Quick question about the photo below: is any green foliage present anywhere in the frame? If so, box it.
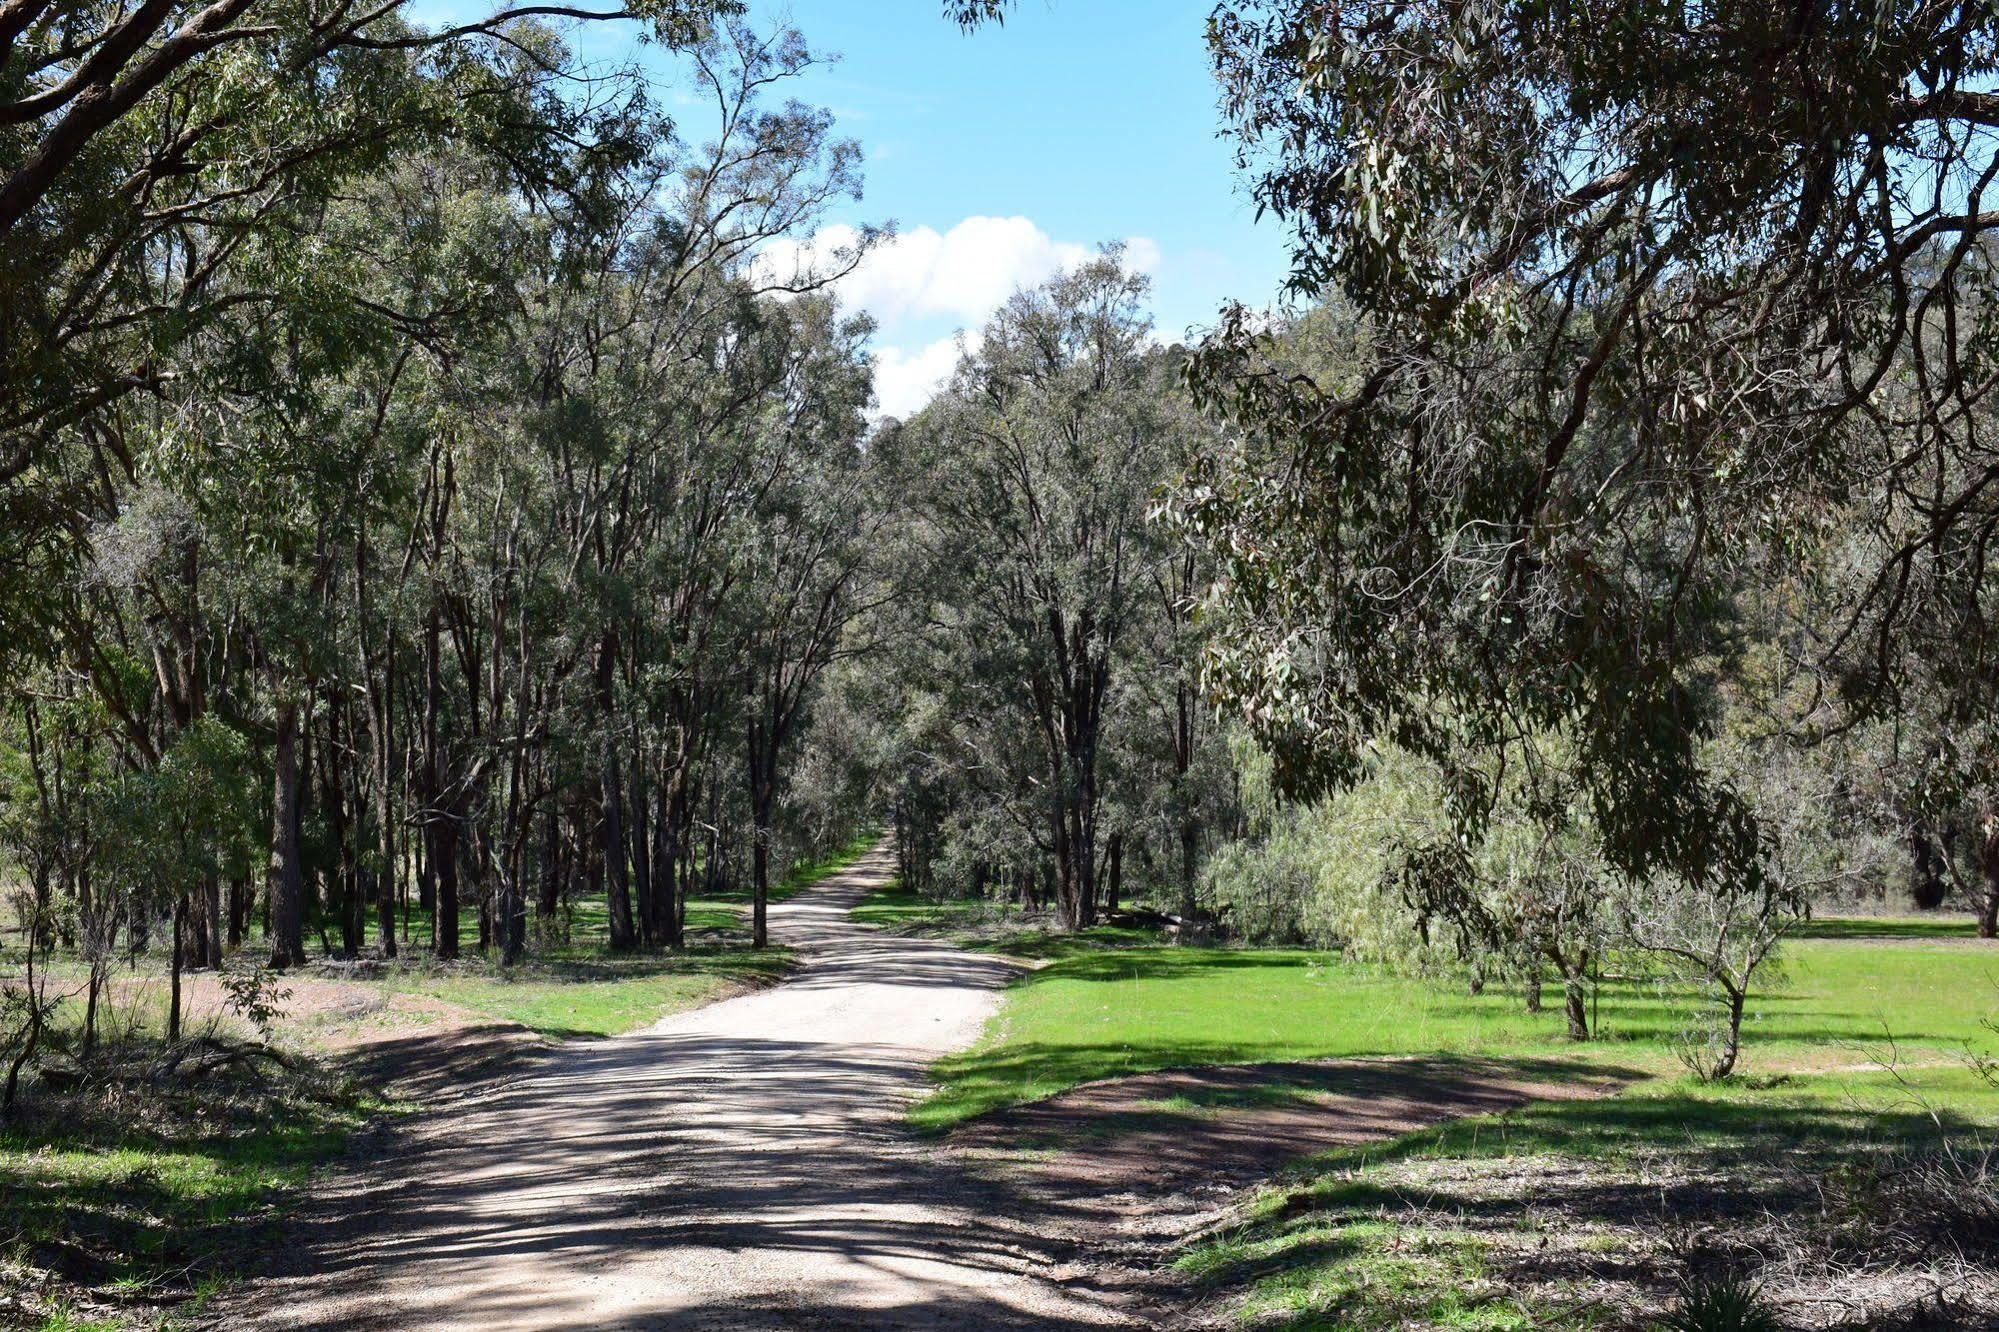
[1179,3,1999,931]
[877,250,1231,928]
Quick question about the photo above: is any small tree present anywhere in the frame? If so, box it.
[1624,871,1807,1083]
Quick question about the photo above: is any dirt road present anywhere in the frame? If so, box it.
[240,847,1135,1331]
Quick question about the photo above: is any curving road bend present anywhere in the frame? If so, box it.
[238,846,1135,1331]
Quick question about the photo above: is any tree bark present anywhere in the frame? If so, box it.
[629,753,652,947]
[432,808,460,960]
[168,892,185,1044]
[203,873,223,966]
[599,635,637,951]
[1978,810,1999,939]
[267,696,306,969]
[1563,974,1589,1041]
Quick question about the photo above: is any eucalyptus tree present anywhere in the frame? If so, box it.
[890,255,1184,928]
[0,0,731,664]
[1165,2,1999,903]
[734,298,880,947]
[0,7,882,993]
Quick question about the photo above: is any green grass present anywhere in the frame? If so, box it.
[1794,912,1979,940]
[381,947,794,1038]
[1171,1063,1999,1329]
[1179,1217,1533,1331]
[850,882,971,928]
[912,935,1999,1132]
[913,911,1999,1325]
[0,1073,373,1324]
[849,880,1167,962]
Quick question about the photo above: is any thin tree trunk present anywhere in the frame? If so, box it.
[203,873,223,966]
[267,697,306,969]
[1978,810,1999,939]
[433,809,460,960]
[168,893,185,1044]
[629,753,652,947]
[1563,973,1589,1041]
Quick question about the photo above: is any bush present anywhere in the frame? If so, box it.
[1654,1273,1781,1332]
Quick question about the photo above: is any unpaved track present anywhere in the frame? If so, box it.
[240,847,1136,1331]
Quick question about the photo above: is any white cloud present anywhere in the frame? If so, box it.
[872,331,980,421]
[760,216,1161,417]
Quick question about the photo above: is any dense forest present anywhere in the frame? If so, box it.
[4,0,1999,1328]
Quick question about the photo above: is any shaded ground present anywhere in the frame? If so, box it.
[947,1056,1625,1324]
[104,970,554,1103]
[954,1055,1620,1194]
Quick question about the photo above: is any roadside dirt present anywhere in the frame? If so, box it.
[949,1056,1623,1321]
[109,970,552,1104]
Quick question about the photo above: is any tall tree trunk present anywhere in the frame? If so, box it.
[203,873,223,966]
[629,753,652,947]
[168,892,185,1043]
[539,804,562,923]
[360,537,399,959]
[227,874,247,949]
[748,725,775,950]
[1978,809,1999,939]
[598,634,637,950]
[432,809,460,960]
[653,773,682,949]
[602,752,635,950]
[1178,819,1199,924]
[267,697,306,968]
[326,709,363,956]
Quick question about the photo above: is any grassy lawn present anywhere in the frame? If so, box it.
[913,920,1999,1130]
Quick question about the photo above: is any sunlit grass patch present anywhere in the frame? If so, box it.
[382,946,793,1038]
[913,936,1999,1132]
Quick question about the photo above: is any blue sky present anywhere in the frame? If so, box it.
[550,2,1291,413]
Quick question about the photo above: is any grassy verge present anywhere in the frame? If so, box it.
[913,923,1999,1130]
[379,947,793,1039]
[0,1051,374,1331]
[1177,1074,1999,1328]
